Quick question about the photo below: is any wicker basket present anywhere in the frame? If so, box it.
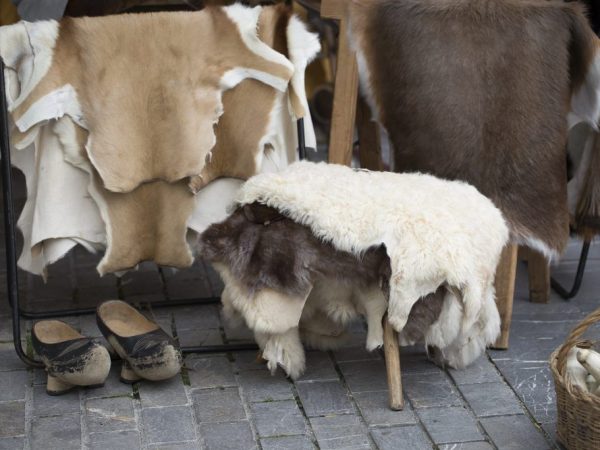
[550,308,600,449]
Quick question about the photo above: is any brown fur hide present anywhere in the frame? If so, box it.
[349,0,597,257]
[199,203,391,298]
[12,6,293,193]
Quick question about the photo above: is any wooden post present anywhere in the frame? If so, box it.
[383,316,404,411]
[321,0,359,165]
[492,244,518,349]
[356,97,383,170]
[527,249,550,303]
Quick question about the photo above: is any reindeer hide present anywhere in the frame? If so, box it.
[349,0,598,259]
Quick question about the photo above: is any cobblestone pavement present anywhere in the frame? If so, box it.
[1,177,599,449]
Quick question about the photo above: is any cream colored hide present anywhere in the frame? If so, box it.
[0,5,319,276]
[217,162,508,379]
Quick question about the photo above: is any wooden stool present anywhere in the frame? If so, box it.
[320,0,517,409]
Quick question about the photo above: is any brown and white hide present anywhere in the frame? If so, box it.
[1,5,294,194]
[198,203,391,378]
[54,118,197,274]
[348,0,597,259]
[198,165,506,378]
[188,4,319,192]
[0,5,318,275]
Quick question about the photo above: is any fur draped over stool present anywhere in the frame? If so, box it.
[348,0,600,257]
[197,161,510,379]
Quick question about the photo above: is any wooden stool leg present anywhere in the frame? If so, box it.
[527,249,550,303]
[383,316,404,411]
[492,244,518,350]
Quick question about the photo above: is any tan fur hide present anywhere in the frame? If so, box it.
[0,5,318,275]
[189,4,307,191]
[9,5,294,193]
[349,0,597,258]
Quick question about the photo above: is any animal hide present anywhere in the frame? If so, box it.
[0,5,319,276]
[188,5,319,192]
[199,161,509,378]
[1,5,295,193]
[236,161,509,334]
[348,0,598,259]
[10,122,105,274]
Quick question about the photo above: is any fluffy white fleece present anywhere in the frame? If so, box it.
[237,161,509,331]
[219,268,387,379]
[227,161,509,377]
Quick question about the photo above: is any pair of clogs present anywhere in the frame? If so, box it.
[32,300,182,395]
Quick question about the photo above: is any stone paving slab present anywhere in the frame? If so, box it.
[89,430,141,450]
[192,387,247,424]
[198,421,255,450]
[309,414,371,450]
[250,400,307,437]
[185,355,236,390]
[480,415,551,450]
[260,434,316,450]
[30,414,81,449]
[85,397,136,433]
[370,425,431,450]
[1,237,598,448]
[295,380,354,417]
[416,406,483,444]
[458,381,525,417]
[141,405,197,444]
[353,390,417,427]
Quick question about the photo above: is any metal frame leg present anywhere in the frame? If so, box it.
[1,54,307,366]
[550,239,591,301]
[0,59,40,367]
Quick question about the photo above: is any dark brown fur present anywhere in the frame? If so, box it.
[199,203,391,298]
[399,287,445,344]
[353,0,597,254]
[200,203,455,347]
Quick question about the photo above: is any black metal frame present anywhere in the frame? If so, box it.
[0,59,307,367]
[551,238,591,301]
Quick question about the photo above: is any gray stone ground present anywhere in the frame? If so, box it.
[1,173,599,449]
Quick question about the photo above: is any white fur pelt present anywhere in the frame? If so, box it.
[219,268,387,379]
[231,161,509,376]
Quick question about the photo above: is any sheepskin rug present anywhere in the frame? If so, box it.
[202,161,510,378]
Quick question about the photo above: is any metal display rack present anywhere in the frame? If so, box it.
[0,58,307,367]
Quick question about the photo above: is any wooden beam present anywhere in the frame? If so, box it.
[320,0,347,19]
[492,244,518,349]
[322,3,359,165]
